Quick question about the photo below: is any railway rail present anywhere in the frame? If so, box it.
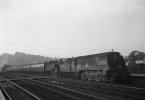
[0,73,105,100]
[0,75,40,100]
[1,72,145,100]
[0,84,12,100]
[31,76,145,100]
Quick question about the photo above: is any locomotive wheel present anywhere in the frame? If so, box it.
[87,75,92,81]
[110,74,117,83]
[100,76,106,82]
[94,75,100,82]
[81,73,87,80]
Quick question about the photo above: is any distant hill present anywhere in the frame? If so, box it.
[0,52,55,71]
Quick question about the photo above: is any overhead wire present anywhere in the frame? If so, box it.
[0,41,98,52]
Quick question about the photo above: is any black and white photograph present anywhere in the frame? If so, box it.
[0,0,145,100]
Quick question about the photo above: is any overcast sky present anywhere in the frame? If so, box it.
[0,0,145,58]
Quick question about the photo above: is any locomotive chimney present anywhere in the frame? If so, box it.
[112,49,114,52]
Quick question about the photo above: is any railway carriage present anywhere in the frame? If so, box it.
[6,63,44,74]
[128,60,145,76]
[6,66,20,72]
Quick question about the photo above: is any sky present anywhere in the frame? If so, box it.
[0,0,145,58]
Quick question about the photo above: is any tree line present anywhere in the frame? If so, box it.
[125,50,145,62]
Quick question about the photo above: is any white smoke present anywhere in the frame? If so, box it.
[0,56,9,70]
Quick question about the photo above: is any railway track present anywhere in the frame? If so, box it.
[0,75,40,100]
[1,73,145,100]
[3,74,145,100]
[0,73,105,100]
[32,76,145,100]
[12,73,145,99]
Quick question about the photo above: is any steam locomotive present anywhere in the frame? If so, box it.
[6,52,130,83]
